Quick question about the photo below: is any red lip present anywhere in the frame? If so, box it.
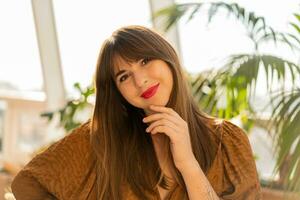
[140,83,160,99]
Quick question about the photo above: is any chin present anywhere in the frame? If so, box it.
[159,97,170,106]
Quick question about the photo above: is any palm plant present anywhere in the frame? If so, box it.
[155,1,300,192]
[270,12,300,192]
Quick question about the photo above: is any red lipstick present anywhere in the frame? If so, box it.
[140,83,160,99]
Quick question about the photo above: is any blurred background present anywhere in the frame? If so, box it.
[0,0,300,199]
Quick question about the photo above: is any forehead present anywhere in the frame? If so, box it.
[113,54,136,73]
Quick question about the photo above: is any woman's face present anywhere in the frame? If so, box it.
[113,56,173,115]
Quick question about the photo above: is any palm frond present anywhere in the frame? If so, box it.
[153,3,203,31]
[189,54,299,131]
[286,12,300,50]
[154,2,284,50]
[223,54,300,94]
[270,89,300,191]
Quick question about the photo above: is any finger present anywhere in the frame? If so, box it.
[150,125,176,138]
[146,118,178,133]
[143,113,179,126]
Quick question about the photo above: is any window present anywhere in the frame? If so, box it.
[52,0,152,97]
[0,0,43,92]
[0,101,6,152]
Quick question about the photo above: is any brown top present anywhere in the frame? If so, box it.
[11,119,261,200]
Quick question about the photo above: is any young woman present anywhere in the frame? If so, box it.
[12,25,261,200]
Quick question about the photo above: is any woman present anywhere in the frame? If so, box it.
[12,25,261,200]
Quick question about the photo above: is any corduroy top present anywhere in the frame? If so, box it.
[11,119,261,200]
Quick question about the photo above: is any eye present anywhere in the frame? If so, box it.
[119,74,129,82]
[141,58,151,65]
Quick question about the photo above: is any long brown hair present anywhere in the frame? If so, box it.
[90,25,217,199]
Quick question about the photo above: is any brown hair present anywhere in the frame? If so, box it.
[90,25,217,199]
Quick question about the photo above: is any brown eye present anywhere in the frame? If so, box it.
[141,58,150,65]
[119,74,129,82]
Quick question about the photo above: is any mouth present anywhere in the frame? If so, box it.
[140,83,160,99]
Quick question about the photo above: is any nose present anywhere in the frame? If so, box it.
[133,71,148,88]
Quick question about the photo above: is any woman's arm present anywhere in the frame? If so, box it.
[144,106,261,199]
[180,160,220,200]
[11,121,93,200]
[11,170,57,200]
[143,105,220,199]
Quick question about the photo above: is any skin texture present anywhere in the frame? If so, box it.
[114,57,173,116]
[114,57,219,199]
[114,57,194,170]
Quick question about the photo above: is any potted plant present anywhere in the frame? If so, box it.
[155,1,300,198]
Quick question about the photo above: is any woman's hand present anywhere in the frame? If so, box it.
[143,105,198,172]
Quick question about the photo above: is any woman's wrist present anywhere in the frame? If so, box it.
[179,159,219,199]
[177,158,201,175]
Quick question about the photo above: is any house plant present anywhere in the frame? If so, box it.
[154,1,300,198]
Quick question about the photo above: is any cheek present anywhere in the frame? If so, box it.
[150,65,166,79]
[118,85,137,102]
[151,61,172,78]
[157,65,173,85]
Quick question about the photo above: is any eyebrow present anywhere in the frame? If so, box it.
[114,70,126,79]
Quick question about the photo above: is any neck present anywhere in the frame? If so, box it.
[151,133,176,182]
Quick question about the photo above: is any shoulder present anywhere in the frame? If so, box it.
[12,120,95,199]
[29,119,93,170]
[216,119,256,172]
[46,120,92,152]
[209,118,255,169]
[55,120,91,144]
[28,120,93,166]
[207,119,262,199]
[208,118,251,149]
